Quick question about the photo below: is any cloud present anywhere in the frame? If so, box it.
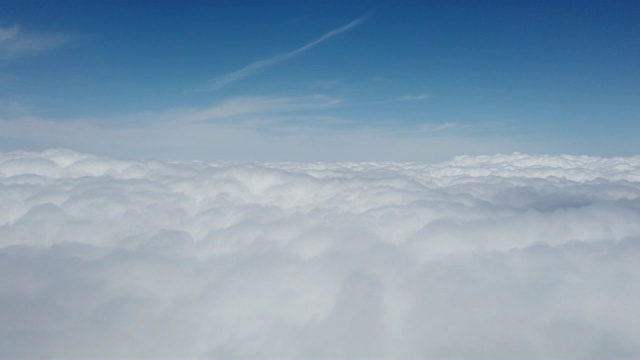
[401,94,431,101]
[205,17,366,90]
[0,93,491,162]
[390,93,432,102]
[371,93,431,105]
[0,25,75,60]
[0,98,34,116]
[1,149,640,358]
[0,26,20,43]
[177,94,343,123]
[0,111,524,162]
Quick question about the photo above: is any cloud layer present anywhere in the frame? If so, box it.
[2,149,640,358]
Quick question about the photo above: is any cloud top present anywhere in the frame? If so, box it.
[1,149,640,358]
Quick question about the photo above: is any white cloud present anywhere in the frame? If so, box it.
[0,98,514,162]
[0,116,518,162]
[0,25,20,43]
[205,17,366,90]
[1,149,640,358]
[0,25,75,60]
[400,94,431,101]
[380,93,431,103]
[178,95,343,123]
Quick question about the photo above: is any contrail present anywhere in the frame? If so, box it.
[206,17,366,91]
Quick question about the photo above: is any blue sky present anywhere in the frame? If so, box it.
[0,0,638,161]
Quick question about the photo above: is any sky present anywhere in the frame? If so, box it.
[0,0,639,161]
[2,2,640,357]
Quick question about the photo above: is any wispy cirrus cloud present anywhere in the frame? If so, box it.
[178,95,343,123]
[204,17,366,91]
[0,26,20,42]
[0,25,76,60]
[397,93,431,101]
[378,93,431,104]
[0,95,514,162]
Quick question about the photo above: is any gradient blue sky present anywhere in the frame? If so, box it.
[0,0,638,161]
